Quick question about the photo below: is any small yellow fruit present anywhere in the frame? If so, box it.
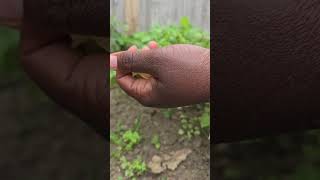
[139,73,152,79]
[133,73,152,79]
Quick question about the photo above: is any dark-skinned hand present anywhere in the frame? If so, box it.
[0,0,108,138]
[111,44,210,108]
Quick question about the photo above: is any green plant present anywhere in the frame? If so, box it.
[178,114,201,139]
[151,134,161,150]
[110,130,141,152]
[199,104,210,129]
[111,16,128,52]
[161,108,175,119]
[113,16,210,50]
[177,103,210,139]
[110,70,117,86]
[110,118,146,179]
[120,156,147,179]
[133,116,142,131]
[122,130,142,151]
[110,132,122,146]
[110,117,142,155]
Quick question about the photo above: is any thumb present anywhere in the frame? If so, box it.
[112,49,158,74]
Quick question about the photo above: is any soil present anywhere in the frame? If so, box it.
[110,86,210,180]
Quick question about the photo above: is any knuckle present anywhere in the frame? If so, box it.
[117,51,133,71]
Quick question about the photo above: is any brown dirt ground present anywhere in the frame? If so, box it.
[110,86,210,180]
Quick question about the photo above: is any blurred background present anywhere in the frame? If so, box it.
[214,130,320,180]
[110,0,210,33]
[0,26,106,179]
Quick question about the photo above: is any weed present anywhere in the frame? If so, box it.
[122,130,141,151]
[120,156,147,179]
[110,130,141,153]
[133,116,141,132]
[178,112,200,139]
[162,108,175,119]
[199,105,210,129]
[110,117,146,179]
[110,132,122,146]
[110,117,142,154]
[178,103,210,139]
[110,70,117,86]
[151,134,161,150]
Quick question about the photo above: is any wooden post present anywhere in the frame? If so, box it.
[124,0,139,34]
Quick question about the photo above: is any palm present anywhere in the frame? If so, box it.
[22,22,108,138]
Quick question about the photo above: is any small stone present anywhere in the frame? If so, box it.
[163,148,192,171]
[148,155,165,174]
[152,155,162,163]
[148,148,192,174]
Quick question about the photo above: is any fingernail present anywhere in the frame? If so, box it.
[142,46,149,51]
[149,41,158,49]
[128,45,138,52]
[110,55,117,70]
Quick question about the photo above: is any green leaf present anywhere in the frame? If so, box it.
[151,135,161,149]
[200,111,210,128]
[110,132,122,145]
[180,16,191,28]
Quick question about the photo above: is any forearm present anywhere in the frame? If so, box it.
[213,0,320,143]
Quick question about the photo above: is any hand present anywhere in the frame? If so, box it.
[0,1,108,138]
[21,23,108,138]
[111,43,210,108]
